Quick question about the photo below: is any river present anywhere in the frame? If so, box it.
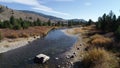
[0,29,78,68]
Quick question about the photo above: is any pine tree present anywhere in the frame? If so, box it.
[47,20,51,26]
[87,19,93,25]
[10,16,15,25]
[37,18,42,26]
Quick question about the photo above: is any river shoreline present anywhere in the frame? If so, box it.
[0,27,75,54]
[59,27,87,68]
[0,27,56,53]
[0,27,85,68]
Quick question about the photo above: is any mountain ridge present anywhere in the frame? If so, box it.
[0,4,86,23]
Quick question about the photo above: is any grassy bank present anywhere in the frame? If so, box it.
[0,26,56,39]
[70,25,120,68]
[0,26,56,53]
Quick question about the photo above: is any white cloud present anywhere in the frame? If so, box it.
[0,0,69,16]
[54,0,74,2]
[84,2,92,6]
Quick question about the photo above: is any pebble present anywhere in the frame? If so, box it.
[66,55,70,59]
[77,48,80,50]
[70,62,73,65]
[57,65,61,68]
[80,44,82,46]
[55,57,59,60]
[70,55,74,58]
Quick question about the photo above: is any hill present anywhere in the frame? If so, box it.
[0,5,63,22]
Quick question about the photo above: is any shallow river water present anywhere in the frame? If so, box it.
[0,29,78,68]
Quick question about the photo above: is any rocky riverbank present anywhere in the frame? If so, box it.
[57,27,88,68]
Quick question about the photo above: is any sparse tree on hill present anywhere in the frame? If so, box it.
[10,16,15,25]
[47,20,51,26]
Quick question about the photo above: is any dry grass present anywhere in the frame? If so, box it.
[90,34,112,46]
[82,25,96,30]
[0,26,53,39]
[82,48,119,68]
[7,33,18,39]
[66,27,87,35]
[19,33,29,38]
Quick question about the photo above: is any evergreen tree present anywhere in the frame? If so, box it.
[37,18,42,26]
[57,21,61,26]
[87,19,93,25]
[47,20,51,26]
[21,21,29,29]
[68,20,73,27]
[3,21,13,28]
[10,16,15,25]
[96,11,117,32]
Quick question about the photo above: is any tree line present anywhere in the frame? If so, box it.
[0,16,52,30]
[96,11,120,41]
[0,16,85,30]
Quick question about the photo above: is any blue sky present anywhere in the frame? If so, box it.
[0,0,120,21]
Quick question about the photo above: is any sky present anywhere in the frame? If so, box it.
[0,0,120,21]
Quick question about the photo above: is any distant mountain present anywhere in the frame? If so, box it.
[69,19,87,22]
[20,10,64,21]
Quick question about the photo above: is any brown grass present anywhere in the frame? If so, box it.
[7,33,18,39]
[82,48,119,68]
[0,26,53,39]
[90,34,112,46]
[19,33,29,38]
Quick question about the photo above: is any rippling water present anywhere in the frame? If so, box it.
[0,29,77,68]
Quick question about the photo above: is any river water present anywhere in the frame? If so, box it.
[0,29,78,68]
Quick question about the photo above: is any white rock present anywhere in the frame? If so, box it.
[34,54,50,63]
[55,57,59,60]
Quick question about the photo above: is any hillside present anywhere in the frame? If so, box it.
[0,5,63,22]
[20,10,64,21]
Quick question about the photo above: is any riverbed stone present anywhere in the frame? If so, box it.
[34,54,50,64]
[55,57,59,60]
[77,48,80,50]
[57,65,61,68]
[70,55,74,58]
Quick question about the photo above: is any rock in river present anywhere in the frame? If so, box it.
[34,54,50,64]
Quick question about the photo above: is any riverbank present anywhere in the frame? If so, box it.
[58,27,88,68]
[58,26,98,68]
[0,26,55,53]
[61,25,120,68]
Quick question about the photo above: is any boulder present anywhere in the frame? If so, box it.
[34,54,50,63]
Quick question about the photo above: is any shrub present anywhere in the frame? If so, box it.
[82,48,119,68]
[90,34,112,48]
